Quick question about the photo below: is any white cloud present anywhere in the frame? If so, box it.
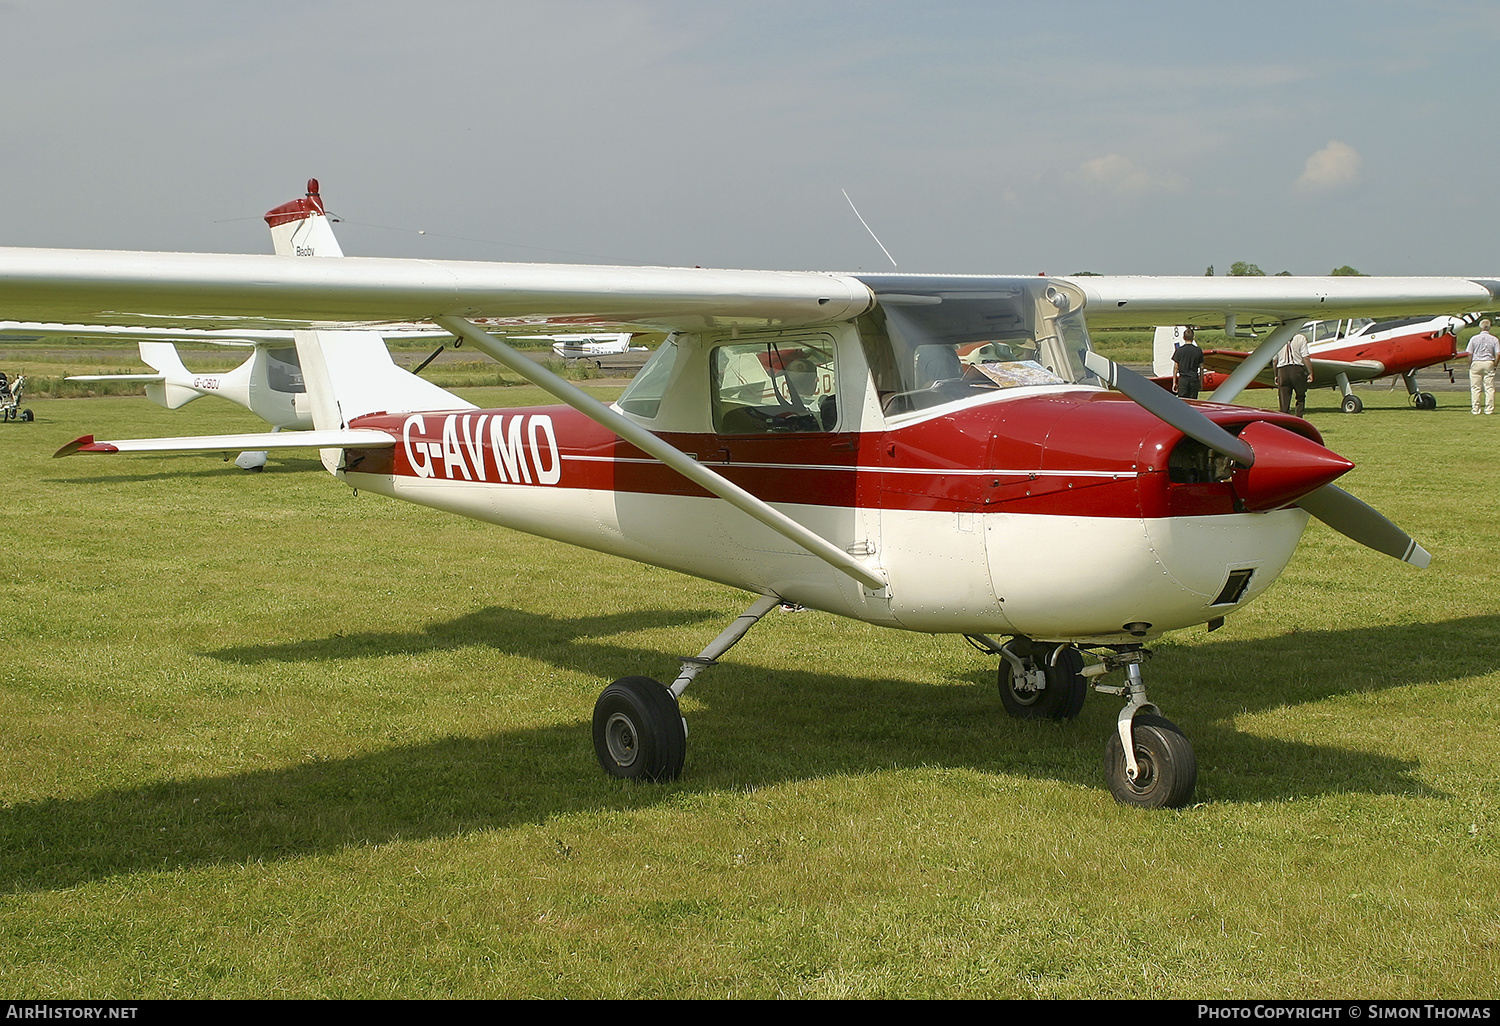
[1072,154,1186,197]
[1296,141,1363,193]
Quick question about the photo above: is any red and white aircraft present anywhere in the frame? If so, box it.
[11,182,1499,807]
[1154,312,1482,412]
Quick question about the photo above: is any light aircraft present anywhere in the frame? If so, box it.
[1,322,315,437]
[10,184,1500,808]
[1153,312,1483,412]
[537,332,647,363]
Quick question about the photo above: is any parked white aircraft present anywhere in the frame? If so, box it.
[538,333,646,362]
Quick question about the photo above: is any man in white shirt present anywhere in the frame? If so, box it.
[1276,332,1312,417]
[1466,319,1498,415]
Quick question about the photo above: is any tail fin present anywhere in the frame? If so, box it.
[137,341,205,409]
[1153,325,1188,377]
[264,181,472,469]
[265,179,345,258]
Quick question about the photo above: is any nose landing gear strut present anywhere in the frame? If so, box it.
[973,636,1198,808]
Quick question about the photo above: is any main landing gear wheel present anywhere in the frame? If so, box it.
[999,645,1087,720]
[1413,392,1437,410]
[1103,714,1197,809]
[1341,394,1364,414]
[592,676,687,782]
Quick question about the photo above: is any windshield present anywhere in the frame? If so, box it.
[616,336,679,418]
[852,276,1097,416]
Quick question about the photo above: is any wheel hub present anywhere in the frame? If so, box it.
[1126,746,1156,788]
[604,712,639,767]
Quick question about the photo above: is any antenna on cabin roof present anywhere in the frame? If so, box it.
[842,189,898,269]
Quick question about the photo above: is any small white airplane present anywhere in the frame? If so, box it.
[3,323,313,433]
[1153,312,1484,411]
[537,333,647,363]
[11,182,1498,807]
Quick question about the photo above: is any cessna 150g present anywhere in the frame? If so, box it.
[10,181,1499,807]
[1153,312,1483,411]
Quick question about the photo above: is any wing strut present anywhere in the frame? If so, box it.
[1208,320,1302,404]
[433,316,889,591]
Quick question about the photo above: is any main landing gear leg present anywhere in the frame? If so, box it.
[971,635,1088,720]
[1403,370,1437,410]
[591,593,781,782]
[1092,648,1197,808]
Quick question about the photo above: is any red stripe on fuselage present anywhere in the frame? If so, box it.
[348,392,1323,519]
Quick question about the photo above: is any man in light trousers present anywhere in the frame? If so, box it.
[1467,319,1499,415]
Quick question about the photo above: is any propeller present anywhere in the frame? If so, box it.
[1081,350,1431,567]
[1083,351,1254,466]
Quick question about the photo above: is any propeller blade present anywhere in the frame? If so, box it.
[1082,350,1255,466]
[1082,348,1430,568]
[1295,484,1431,568]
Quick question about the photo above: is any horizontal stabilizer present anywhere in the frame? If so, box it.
[65,373,167,382]
[54,429,396,458]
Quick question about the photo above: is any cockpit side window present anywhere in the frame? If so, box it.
[712,338,838,434]
[266,347,305,394]
[616,337,679,418]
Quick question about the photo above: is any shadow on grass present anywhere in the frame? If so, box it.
[3,608,1496,894]
[54,457,326,485]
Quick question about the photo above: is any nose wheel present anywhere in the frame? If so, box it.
[1093,650,1198,808]
[1103,713,1196,808]
[981,638,1200,808]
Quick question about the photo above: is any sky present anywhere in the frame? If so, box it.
[2,0,1498,277]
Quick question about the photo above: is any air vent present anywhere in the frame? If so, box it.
[1212,569,1254,606]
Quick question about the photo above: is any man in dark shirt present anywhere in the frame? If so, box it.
[1171,328,1204,399]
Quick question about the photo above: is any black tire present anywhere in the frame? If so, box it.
[20,409,33,422]
[999,646,1087,720]
[1341,394,1363,414]
[1103,714,1197,808]
[1414,392,1437,411]
[592,676,686,782]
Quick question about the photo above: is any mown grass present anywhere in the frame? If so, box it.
[1,381,1497,998]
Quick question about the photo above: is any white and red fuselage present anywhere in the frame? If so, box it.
[342,384,1327,646]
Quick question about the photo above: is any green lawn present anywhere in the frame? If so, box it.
[0,383,1496,998]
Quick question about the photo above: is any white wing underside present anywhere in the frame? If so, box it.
[1,247,1493,333]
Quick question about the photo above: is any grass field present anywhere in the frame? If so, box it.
[2,380,1498,998]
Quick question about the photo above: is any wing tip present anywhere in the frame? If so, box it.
[53,435,118,458]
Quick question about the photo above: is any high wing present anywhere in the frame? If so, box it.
[1060,275,1499,329]
[0,249,875,333]
[1,250,1493,337]
[0,320,449,346]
